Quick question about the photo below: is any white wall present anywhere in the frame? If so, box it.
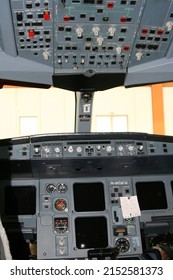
[91,86,153,133]
[0,88,17,139]
[0,87,75,139]
[0,85,154,139]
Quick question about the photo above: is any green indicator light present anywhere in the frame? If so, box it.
[103,16,109,21]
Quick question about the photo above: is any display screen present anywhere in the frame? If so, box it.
[75,216,108,249]
[73,182,105,212]
[5,186,36,215]
[171,181,173,196]
[136,181,167,210]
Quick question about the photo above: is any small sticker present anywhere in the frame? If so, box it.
[120,196,141,219]
[83,104,91,113]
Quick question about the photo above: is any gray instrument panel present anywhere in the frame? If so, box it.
[9,0,173,71]
[1,0,173,87]
[37,176,142,259]
[0,133,173,259]
[10,0,54,66]
[1,135,173,160]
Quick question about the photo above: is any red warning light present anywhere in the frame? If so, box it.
[28,29,35,39]
[107,2,114,9]
[44,11,50,21]
[123,45,130,51]
[141,28,149,35]
[64,15,70,22]
[157,29,164,36]
[120,16,127,23]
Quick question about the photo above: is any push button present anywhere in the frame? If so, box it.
[28,29,35,39]
[44,11,50,20]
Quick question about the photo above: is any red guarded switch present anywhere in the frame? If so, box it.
[107,2,114,9]
[141,28,149,35]
[120,16,127,23]
[123,45,130,51]
[28,29,35,39]
[157,29,164,36]
[64,15,70,22]
[44,11,50,21]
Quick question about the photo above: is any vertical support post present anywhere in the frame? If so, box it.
[75,91,95,133]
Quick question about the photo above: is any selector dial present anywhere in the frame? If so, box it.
[43,145,51,154]
[57,183,68,193]
[118,145,124,152]
[128,144,134,152]
[117,145,125,153]
[55,146,61,153]
[68,145,74,153]
[138,145,144,152]
[96,145,102,151]
[106,145,112,153]
[54,199,67,211]
[34,147,40,154]
[115,237,130,253]
[76,146,82,153]
[46,184,56,193]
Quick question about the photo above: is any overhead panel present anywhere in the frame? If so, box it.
[0,0,173,88]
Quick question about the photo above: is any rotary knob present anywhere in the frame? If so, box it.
[68,145,74,153]
[54,199,67,211]
[57,183,68,193]
[115,237,130,253]
[106,145,112,153]
[118,146,123,151]
[76,146,82,153]
[128,145,134,151]
[43,145,51,154]
[46,184,56,193]
[34,147,40,154]
[96,145,102,151]
[138,145,144,152]
[55,146,60,153]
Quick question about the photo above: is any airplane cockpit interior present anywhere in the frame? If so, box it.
[1,0,173,260]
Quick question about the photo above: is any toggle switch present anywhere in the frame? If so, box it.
[166,21,173,31]
[108,27,116,36]
[92,26,100,36]
[116,46,122,55]
[97,36,104,46]
[136,51,143,61]
[76,27,83,38]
